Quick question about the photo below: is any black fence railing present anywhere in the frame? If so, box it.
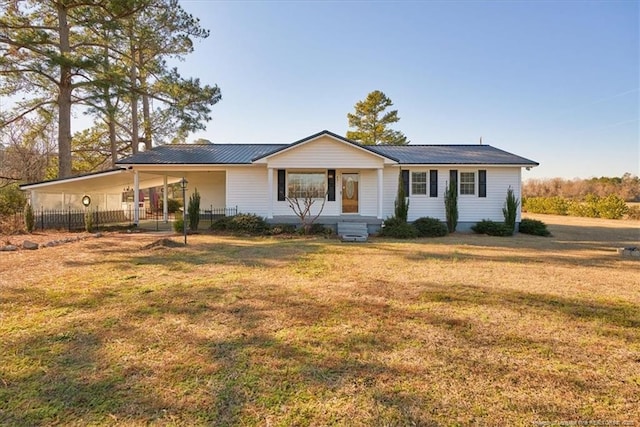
[4,205,238,232]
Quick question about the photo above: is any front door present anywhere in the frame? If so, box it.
[341,173,359,214]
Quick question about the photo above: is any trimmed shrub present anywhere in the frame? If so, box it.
[518,218,551,236]
[24,203,35,233]
[188,188,201,231]
[210,215,234,231]
[84,209,94,233]
[380,221,419,239]
[173,212,185,233]
[445,181,458,233]
[229,213,268,234]
[471,220,513,236]
[413,217,448,237]
[502,187,519,233]
[394,170,409,222]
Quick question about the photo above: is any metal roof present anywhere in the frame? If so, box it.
[115,132,538,167]
[117,143,288,165]
[369,144,539,165]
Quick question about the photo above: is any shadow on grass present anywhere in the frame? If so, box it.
[3,234,639,424]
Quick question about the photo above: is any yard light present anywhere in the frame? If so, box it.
[181,177,188,245]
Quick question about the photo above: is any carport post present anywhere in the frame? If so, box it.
[163,175,168,223]
[133,171,140,225]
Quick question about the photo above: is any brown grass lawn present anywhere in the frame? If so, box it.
[1,215,639,426]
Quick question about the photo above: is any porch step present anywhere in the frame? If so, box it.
[338,222,368,242]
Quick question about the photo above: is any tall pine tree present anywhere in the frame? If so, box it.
[346,90,409,145]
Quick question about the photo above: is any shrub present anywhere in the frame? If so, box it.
[24,203,35,233]
[413,217,448,237]
[306,223,333,235]
[173,212,185,233]
[381,216,405,230]
[445,181,458,233]
[380,221,418,239]
[266,223,297,235]
[166,198,182,214]
[471,220,513,236]
[188,188,201,231]
[394,170,409,222]
[597,194,628,219]
[626,205,640,220]
[229,213,268,234]
[502,187,519,233]
[0,184,26,215]
[522,196,569,215]
[210,215,234,231]
[84,209,94,233]
[518,218,551,236]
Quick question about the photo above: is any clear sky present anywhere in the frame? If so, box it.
[177,0,638,180]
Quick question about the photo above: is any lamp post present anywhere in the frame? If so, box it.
[180,177,188,245]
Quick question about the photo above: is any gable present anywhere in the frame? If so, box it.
[254,133,396,169]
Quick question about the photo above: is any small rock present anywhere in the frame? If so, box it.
[93,232,103,238]
[1,245,18,251]
[22,240,39,250]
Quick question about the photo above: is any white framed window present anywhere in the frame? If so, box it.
[460,172,476,195]
[287,172,325,198]
[411,172,427,195]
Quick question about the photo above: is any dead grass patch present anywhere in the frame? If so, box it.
[1,219,639,425]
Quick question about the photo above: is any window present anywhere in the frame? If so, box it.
[287,172,325,198]
[411,172,427,195]
[460,172,475,195]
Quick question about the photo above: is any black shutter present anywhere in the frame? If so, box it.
[277,169,286,201]
[327,169,336,201]
[402,169,409,196]
[449,170,458,194]
[479,170,487,198]
[429,170,438,197]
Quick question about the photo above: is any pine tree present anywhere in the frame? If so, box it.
[346,90,409,145]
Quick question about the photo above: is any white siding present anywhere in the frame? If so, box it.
[382,166,400,218]
[226,166,269,216]
[266,135,385,169]
[383,166,523,222]
[357,170,378,216]
[182,171,226,209]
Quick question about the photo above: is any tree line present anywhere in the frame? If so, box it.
[523,174,640,202]
[0,0,220,181]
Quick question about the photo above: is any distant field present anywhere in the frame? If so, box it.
[1,216,639,426]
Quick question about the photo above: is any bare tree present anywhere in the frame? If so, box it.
[286,191,328,234]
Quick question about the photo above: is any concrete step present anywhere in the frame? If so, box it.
[338,222,368,242]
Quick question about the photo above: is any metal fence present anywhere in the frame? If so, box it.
[3,205,238,232]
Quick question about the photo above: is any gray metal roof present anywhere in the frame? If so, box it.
[117,143,288,165]
[116,132,538,167]
[369,144,539,165]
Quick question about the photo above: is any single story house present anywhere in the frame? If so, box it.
[21,130,538,232]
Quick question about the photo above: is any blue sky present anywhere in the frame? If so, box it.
[178,0,638,180]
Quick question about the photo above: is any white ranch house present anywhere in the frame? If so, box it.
[21,130,538,232]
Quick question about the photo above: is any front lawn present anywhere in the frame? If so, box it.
[1,217,638,425]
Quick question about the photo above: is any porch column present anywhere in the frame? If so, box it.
[163,175,168,223]
[133,170,140,225]
[267,167,274,219]
[377,168,384,219]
